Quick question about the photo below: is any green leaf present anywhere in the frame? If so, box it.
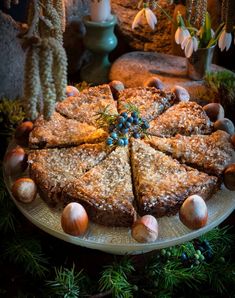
[200,12,212,47]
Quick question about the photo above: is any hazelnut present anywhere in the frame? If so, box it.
[172,85,190,102]
[144,77,164,90]
[179,195,208,230]
[223,164,235,191]
[203,103,224,122]
[131,215,158,243]
[61,202,89,236]
[15,121,34,145]
[12,178,37,203]
[109,80,125,100]
[230,134,235,148]
[65,85,80,97]
[4,147,28,176]
[214,118,235,135]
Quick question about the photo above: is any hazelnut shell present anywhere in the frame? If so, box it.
[65,85,80,97]
[109,80,125,100]
[131,215,158,243]
[61,202,89,236]
[12,178,37,203]
[143,77,164,90]
[15,121,34,145]
[223,164,235,191]
[4,147,28,176]
[179,195,208,230]
[214,118,235,135]
[203,103,224,122]
[172,85,190,102]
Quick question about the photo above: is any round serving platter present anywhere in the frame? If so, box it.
[4,142,235,255]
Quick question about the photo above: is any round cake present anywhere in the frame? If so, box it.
[25,84,234,227]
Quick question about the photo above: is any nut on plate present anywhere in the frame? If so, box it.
[144,77,164,90]
[15,121,34,145]
[172,85,190,102]
[12,178,37,203]
[131,215,158,243]
[65,85,80,97]
[214,118,235,135]
[109,80,125,99]
[4,146,28,176]
[179,195,208,230]
[223,163,235,191]
[61,202,89,236]
[203,103,224,122]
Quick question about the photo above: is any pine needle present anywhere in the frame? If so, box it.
[2,236,49,278]
[99,258,136,298]
[46,265,86,298]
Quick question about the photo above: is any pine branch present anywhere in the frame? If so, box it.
[2,236,49,278]
[98,258,136,298]
[46,265,87,298]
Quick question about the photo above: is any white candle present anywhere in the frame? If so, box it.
[90,0,111,22]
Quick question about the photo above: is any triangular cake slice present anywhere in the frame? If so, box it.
[148,101,213,137]
[28,143,113,205]
[29,112,107,148]
[131,139,219,217]
[62,146,136,227]
[117,87,176,122]
[56,84,117,127]
[146,130,234,176]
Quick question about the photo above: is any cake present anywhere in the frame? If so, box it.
[27,84,234,227]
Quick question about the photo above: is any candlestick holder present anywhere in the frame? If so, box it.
[80,15,117,85]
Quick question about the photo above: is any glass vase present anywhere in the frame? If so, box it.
[187,45,215,80]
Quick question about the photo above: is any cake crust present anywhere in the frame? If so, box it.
[62,146,136,227]
[117,87,176,121]
[131,139,219,217]
[29,112,107,148]
[146,130,234,176]
[56,84,117,127]
[28,143,113,205]
[148,101,213,137]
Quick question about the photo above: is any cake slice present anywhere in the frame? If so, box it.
[146,130,234,176]
[28,143,113,205]
[130,139,219,217]
[117,87,176,121]
[29,112,107,148]
[62,146,136,227]
[148,101,213,137]
[56,84,117,127]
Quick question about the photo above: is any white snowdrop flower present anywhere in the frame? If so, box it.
[132,8,157,31]
[175,27,190,45]
[192,36,199,52]
[185,36,194,58]
[145,7,157,30]
[132,8,145,30]
[181,34,190,50]
[218,28,232,51]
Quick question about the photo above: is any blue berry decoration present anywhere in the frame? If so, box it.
[133,118,139,125]
[118,139,125,146]
[125,121,131,128]
[133,132,140,139]
[120,112,128,119]
[123,137,128,146]
[106,137,113,146]
[110,132,118,140]
[141,120,150,129]
[118,116,125,124]
[131,111,138,118]
[127,116,133,123]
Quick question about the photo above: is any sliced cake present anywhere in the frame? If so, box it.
[146,130,234,176]
[56,84,117,127]
[28,143,113,205]
[148,101,213,137]
[62,146,136,227]
[117,87,176,122]
[29,112,107,148]
[130,139,219,217]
